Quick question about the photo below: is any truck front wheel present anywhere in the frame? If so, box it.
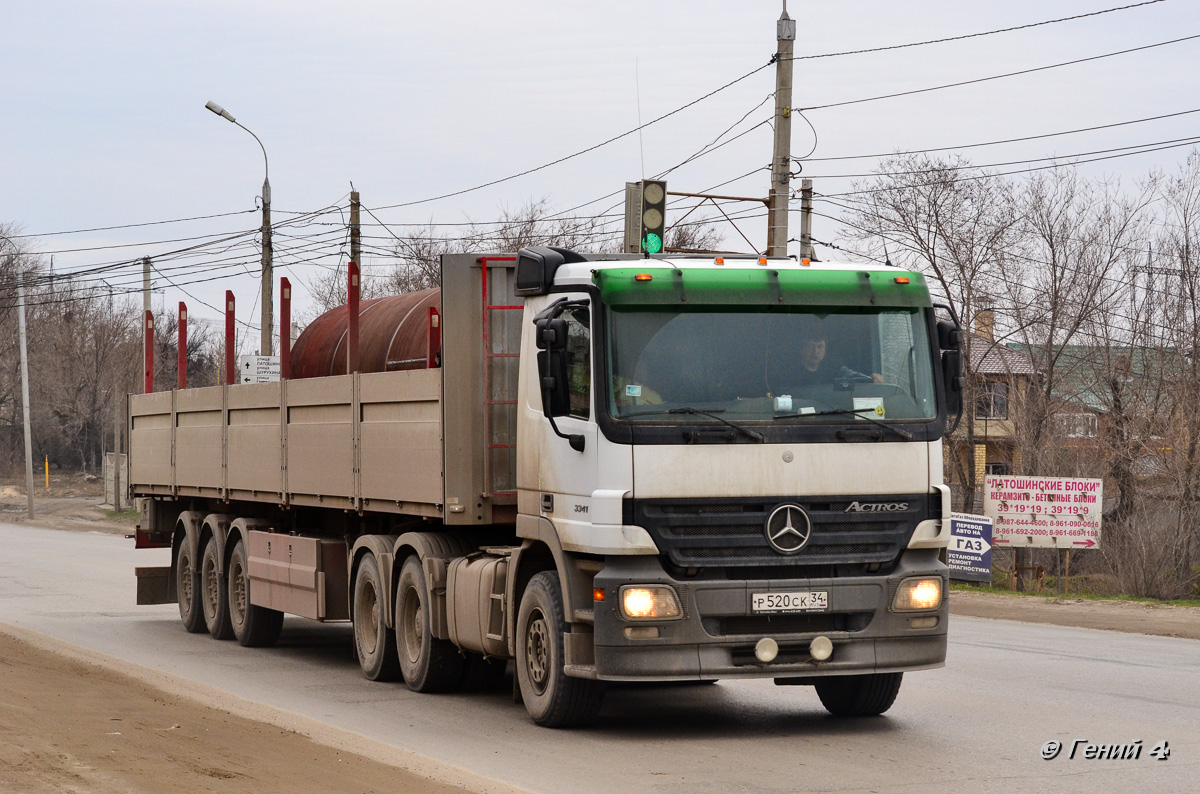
[396,556,464,692]
[516,571,605,728]
[227,539,283,647]
[815,672,903,717]
[201,536,234,640]
[175,539,205,634]
[352,554,401,681]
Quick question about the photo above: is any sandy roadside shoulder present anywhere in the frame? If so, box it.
[0,623,528,794]
[949,589,1200,640]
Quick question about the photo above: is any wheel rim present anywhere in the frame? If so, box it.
[202,549,219,620]
[229,557,247,627]
[356,578,380,655]
[525,610,550,696]
[179,550,194,607]
[400,585,422,664]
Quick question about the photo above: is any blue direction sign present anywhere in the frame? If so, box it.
[948,512,993,583]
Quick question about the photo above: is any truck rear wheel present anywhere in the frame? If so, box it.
[352,554,401,681]
[815,672,903,717]
[396,556,463,692]
[176,539,205,634]
[516,571,605,728]
[201,536,234,640]
[227,538,283,647]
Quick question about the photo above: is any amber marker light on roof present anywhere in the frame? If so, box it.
[800,258,811,266]
[714,257,725,265]
[634,273,653,282]
[757,257,768,265]
[894,276,911,284]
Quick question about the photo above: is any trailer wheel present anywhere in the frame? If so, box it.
[352,554,401,681]
[516,571,605,728]
[396,556,463,692]
[815,672,903,717]
[176,539,205,634]
[227,539,283,648]
[201,536,234,640]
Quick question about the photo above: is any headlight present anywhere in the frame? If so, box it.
[620,585,682,620]
[892,577,942,611]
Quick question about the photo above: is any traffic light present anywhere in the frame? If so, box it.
[639,180,667,255]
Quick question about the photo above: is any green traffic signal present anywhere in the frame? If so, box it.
[642,232,663,254]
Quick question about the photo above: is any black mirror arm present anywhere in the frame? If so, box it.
[543,387,586,451]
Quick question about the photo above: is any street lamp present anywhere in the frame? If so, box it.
[205,100,273,356]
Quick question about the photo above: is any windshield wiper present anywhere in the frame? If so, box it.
[773,406,914,441]
[622,406,765,442]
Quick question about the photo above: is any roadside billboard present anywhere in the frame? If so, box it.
[948,513,993,583]
[982,475,1102,549]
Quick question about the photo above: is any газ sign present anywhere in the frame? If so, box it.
[982,476,1103,549]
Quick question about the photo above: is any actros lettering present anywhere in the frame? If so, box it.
[845,501,909,513]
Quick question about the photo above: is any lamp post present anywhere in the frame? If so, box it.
[205,100,273,356]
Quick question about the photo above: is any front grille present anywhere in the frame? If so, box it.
[708,612,873,636]
[661,503,759,515]
[629,495,931,571]
[667,524,761,538]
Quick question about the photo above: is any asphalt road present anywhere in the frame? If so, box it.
[1,521,1196,794]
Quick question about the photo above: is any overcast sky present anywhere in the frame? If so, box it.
[3,0,1198,340]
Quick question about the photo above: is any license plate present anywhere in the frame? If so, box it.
[751,590,829,613]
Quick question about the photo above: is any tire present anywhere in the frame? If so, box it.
[175,538,205,634]
[227,539,284,648]
[815,672,903,717]
[201,536,234,640]
[515,571,605,728]
[395,556,464,692]
[460,653,509,692]
[352,555,401,681]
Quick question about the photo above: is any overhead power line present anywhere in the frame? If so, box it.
[801,33,1200,112]
[370,59,776,212]
[787,1,1168,62]
[6,208,259,239]
[810,137,1200,200]
[799,106,1200,163]
[800,134,1200,181]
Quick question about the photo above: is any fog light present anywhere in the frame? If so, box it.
[909,616,939,629]
[809,635,833,661]
[625,626,660,640]
[755,637,779,663]
[620,585,682,620]
[893,577,943,611]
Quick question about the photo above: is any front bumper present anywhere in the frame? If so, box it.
[590,549,947,681]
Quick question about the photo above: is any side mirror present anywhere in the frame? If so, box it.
[536,349,571,419]
[942,349,964,418]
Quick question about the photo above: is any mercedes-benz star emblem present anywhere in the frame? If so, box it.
[765,503,812,555]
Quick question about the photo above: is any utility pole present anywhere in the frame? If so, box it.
[799,178,814,260]
[142,257,152,393]
[17,271,35,519]
[767,1,796,257]
[260,172,273,357]
[350,190,361,276]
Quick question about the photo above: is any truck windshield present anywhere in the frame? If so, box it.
[606,306,937,423]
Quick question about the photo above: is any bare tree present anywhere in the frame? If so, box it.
[840,155,1018,509]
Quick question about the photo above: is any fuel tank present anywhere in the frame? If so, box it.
[289,288,440,378]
